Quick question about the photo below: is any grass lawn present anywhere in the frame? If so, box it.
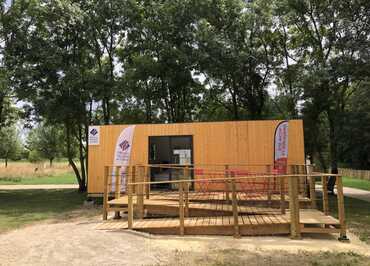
[342,176,370,191]
[0,189,98,233]
[0,161,77,185]
[0,172,77,185]
[317,194,370,244]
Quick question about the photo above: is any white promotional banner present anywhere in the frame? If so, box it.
[274,121,289,174]
[111,125,136,192]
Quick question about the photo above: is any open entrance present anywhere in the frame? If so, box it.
[149,135,193,190]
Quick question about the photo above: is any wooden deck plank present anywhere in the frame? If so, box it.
[97,209,339,236]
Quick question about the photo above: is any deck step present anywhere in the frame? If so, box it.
[96,210,339,236]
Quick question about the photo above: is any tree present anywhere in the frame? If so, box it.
[0,126,22,167]
[84,0,130,124]
[196,0,276,120]
[4,0,93,191]
[122,0,203,123]
[27,124,63,167]
[338,85,370,169]
[276,0,370,173]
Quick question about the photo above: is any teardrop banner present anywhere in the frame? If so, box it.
[112,125,136,192]
[274,121,289,174]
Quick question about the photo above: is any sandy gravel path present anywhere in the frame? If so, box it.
[0,184,78,190]
[0,216,369,266]
[342,187,370,203]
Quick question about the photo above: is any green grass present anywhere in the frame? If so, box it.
[0,189,97,232]
[342,176,370,191]
[317,194,370,243]
[0,172,77,185]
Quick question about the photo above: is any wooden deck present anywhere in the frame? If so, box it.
[107,191,311,217]
[108,196,281,216]
[96,209,341,236]
[102,169,348,240]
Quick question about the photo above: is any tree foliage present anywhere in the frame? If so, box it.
[26,124,64,166]
[0,126,22,167]
[2,0,370,193]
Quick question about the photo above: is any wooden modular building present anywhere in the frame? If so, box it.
[88,120,305,196]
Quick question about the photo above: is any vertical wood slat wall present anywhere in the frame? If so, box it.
[88,120,305,194]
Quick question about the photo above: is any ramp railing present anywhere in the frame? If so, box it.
[102,164,346,240]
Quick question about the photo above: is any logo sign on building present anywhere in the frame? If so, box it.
[112,125,136,192]
[88,126,100,145]
[274,121,289,174]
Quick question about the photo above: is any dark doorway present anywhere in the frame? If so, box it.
[149,136,193,190]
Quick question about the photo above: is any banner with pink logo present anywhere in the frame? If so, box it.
[112,125,136,192]
[274,121,289,174]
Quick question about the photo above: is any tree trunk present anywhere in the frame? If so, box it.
[229,88,239,120]
[0,93,4,129]
[328,114,338,174]
[66,121,86,192]
[78,124,87,192]
[5,157,8,168]
[49,158,53,167]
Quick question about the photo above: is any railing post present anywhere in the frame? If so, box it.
[322,176,329,215]
[299,165,308,198]
[179,181,185,236]
[183,167,189,217]
[103,166,109,220]
[132,165,136,194]
[279,175,286,214]
[114,166,121,219]
[127,166,134,229]
[307,164,317,209]
[231,174,240,238]
[336,175,348,241]
[266,165,272,204]
[288,175,301,239]
[136,166,144,219]
[225,165,230,202]
[145,166,150,199]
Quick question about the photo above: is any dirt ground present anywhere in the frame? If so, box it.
[0,216,369,266]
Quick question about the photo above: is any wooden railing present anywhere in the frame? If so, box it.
[102,164,346,240]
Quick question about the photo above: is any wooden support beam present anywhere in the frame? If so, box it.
[231,177,240,238]
[280,176,286,214]
[127,166,134,229]
[336,176,348,241]
[179,181,185,236]
[288,175,301,239]
[103,166,109,220]
[322,176,329,215]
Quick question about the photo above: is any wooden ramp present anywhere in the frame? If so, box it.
[107,196,281,217]
[96,210,341,236]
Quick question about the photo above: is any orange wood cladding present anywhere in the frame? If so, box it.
[88,120,305,194]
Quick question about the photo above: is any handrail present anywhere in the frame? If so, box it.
[127,173,341,186]
[103,164,347,241]
[103,163,309,168]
